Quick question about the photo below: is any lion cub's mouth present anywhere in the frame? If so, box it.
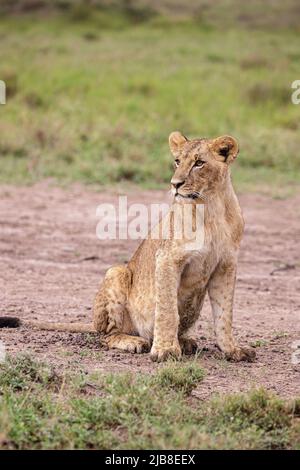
[175,192,200,201]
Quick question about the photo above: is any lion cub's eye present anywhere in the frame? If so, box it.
[194,160,205,168]
[174,159,180,167]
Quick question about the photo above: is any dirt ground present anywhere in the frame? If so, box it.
[0,181,299,399]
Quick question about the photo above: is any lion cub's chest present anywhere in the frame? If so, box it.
[177,249,218,329]
[180,248,218,290]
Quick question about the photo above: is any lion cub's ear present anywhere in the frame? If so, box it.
[169,131,188,156]
[211,135,239,164]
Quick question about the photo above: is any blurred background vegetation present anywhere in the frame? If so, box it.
[0,0,300,192]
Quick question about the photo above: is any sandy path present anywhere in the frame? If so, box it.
[0,182,299,399]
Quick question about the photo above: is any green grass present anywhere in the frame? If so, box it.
[250,339,268,349]
[0,354,299,449]
[0,5,300,193]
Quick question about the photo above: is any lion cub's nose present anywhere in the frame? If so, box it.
[171,178,185,190]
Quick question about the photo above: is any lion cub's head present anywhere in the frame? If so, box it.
[169,131,239,201]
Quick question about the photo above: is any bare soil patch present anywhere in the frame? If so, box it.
[0,182,299,398]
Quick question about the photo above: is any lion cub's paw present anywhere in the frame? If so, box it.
[107,335,150,354]
[225,346,256,362]
[150,343,182,363]
[179,337,198,356]
[125,337,150,354]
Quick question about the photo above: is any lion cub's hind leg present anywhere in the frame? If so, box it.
[93,265,150,354]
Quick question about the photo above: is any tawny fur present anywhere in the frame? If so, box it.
[0,131,255,363]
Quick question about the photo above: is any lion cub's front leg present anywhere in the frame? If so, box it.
[150,251,182,362]
[208,259,255,362]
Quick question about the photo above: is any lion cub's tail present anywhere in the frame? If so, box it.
[0,316,96,333]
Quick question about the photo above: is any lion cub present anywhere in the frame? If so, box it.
[0,132,255,363]
[93,132,255,362]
